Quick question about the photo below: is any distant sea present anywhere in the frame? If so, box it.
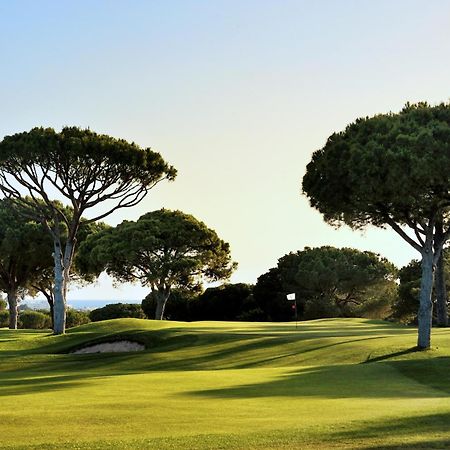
[24,299,141,311]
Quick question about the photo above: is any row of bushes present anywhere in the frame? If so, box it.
[89,303,144,322]
[0,303,145,329]
[0,309,90,329]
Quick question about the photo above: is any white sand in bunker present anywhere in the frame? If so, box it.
[72,341,145,354]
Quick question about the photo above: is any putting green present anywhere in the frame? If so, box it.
[1,318,449,449]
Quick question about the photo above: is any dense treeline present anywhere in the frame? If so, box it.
[134,246,447,324]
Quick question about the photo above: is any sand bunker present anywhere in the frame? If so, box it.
[72,340,145,354]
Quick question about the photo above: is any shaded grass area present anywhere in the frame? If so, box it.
[5,412,450,450]
[1,318,450,449]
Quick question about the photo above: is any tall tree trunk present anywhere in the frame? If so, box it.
[62,238,75,300]
[53,233,75,334]
[435,252,448,327]
[154,289,170,320]
[53,239,66,335]
[7,288,18,330]
[417,249,435,349]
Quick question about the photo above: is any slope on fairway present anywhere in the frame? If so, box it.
[0,318,449,449]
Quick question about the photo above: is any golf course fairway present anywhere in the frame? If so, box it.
[1,318,449,449]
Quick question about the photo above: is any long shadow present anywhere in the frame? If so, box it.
[0,374,87,396]
[386,357,450,395]
[3,349,448,399]
[362,439,450,449]
[334,411,450,444]
[0,351,145,396]
[229,335,386,369]
[118,334,386,372]
[185,358,450,400]
[363,346,420,363]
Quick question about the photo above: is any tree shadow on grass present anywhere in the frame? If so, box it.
[386,357,450,395]
[186,358,450,400]
[3,353,449,400]
[334,411,450,448]
[362,439,450,449]
[363,346,421,363]
[0,374,87,396]
[0,351,146,397]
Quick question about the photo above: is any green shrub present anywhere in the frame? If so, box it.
[19,310,52,329]
[89,303,145,322]
[303,297,340,320]
[0,310,8,327]
[192,284,254,321]
[66,309,90,328]
[236,307,266,321]
[0,298,7,311]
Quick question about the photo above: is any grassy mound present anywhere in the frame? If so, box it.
[1,318,449,449]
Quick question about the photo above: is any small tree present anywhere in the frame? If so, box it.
[253,268,293,321]
[277,247,397,319]
[394,256,450,324]
[142,288,200,321]
[303,103,450,348]
[0,127,176,333]
[394,260,422,323]
[65,309,90,328]
[0,199,53,329]
[193,283,254,321]
[77,209,237,320]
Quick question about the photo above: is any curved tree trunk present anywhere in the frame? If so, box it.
[44,291,55,331]
[49,300,55,331]
[154,289,170,320]
[53,240,66,335]
[53,232,75,334]
[7,288,18,330]
[435,252,448,327]
[417,250,435,349]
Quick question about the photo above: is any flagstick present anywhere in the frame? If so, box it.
[286,293,297,331]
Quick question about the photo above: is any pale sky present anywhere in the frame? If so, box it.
[1,1,450,301]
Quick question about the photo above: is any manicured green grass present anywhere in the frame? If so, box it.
[1,318,450,449]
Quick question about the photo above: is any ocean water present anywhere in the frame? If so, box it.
[24,298,142,311]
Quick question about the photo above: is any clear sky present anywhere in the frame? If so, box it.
[1,0,450,301]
